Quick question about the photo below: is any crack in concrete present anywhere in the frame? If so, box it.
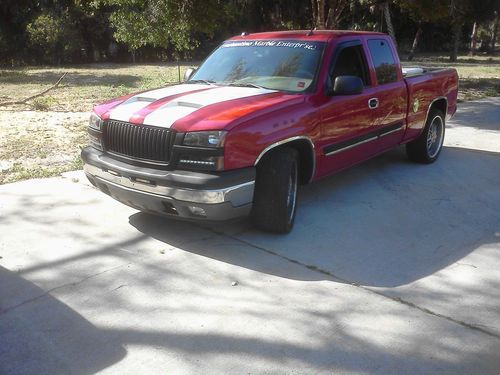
[0,262,130,316]
[204,226,500,342]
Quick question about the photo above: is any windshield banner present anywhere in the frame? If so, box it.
[222,40,321,51]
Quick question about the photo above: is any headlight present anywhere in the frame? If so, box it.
[183,131,227,148]
[89,112,103,131]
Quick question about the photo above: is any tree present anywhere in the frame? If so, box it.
[407,22,422,61]
[104,0,230,60]
[399,0,499,61]
[469,21,478,56]
[0,0,38,65]
[492,11,499,54]
[27,10,84,64]
[381,1,396,46]
[311,0,350,29]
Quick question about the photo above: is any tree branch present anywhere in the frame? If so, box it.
[0,73,67,107]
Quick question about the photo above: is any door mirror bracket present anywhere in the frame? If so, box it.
[184,67,196,82]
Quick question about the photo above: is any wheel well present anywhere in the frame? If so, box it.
[256,139,315,184]
[430,98,447,118]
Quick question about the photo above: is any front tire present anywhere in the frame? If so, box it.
[406,108,445,163]
[252,148,298,233]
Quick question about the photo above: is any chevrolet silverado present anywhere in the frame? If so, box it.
[82,30,459,233]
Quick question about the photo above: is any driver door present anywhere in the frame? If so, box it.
[318,41,379,177]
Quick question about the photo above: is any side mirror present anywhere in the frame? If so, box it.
[183,67,196,82]
[331,75,364,95]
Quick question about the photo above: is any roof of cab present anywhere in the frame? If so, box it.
[228,30,385,42]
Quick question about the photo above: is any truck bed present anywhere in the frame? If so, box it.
[402,67,459,142]
[402,66,451,78]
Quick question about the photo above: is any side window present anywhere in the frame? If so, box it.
[367,39,398,85]
[331,45,370,86]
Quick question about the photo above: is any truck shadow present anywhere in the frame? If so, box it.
[0,266,126,375]
[130,146,500,288]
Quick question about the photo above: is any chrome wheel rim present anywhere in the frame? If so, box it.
[286,163,298,224]
[427,115,444,158]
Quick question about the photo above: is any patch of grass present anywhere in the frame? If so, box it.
[402,53,500,101]
[31,95,57,111]
[456,78,500,101]
[0,125,60,161]
[0,155,84,184]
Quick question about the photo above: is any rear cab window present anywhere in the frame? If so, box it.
[367,39,399,85]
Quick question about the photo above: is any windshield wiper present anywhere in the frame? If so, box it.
[226,82,268,90]
[186,79,216,85]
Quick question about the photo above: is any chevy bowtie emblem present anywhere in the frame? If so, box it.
[413,99,420,113]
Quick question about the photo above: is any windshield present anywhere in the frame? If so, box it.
[190,40,325,92]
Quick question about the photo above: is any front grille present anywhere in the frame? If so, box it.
[104,120,175,164]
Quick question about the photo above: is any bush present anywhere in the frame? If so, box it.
[27,11,83,64]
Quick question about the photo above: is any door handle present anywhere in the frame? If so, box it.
[368,98,379,109]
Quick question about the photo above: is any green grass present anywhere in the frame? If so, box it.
[0,63,194,111]
[401,53,500,101]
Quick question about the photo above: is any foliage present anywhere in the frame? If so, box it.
[104,0,232,56]
[0,0,499,65]
[27,11,83,64]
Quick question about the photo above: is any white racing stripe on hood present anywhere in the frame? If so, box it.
[136,83,209,100]
[143,86,276,128]
[108,83,208,122]
[108,98,154,122]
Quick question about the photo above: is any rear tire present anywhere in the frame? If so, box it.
[252,148,298,233]
[406,108,445,164]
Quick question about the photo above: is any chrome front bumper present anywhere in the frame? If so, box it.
[82,147,255,221]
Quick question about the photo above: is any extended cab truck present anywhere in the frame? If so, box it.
[82,30,458,233]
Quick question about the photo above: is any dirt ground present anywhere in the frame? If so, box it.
[0,110,88,183]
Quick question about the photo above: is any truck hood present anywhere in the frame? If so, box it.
[94,83,302,132]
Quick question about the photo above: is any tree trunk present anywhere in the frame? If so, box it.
[492,11,498,55]
[325,0,350,29]
[317,0,326,29]
[350,0,356,29]
[469,21,478,56]
[450,21,461,62]
[408,24,423,61]
[382,2,396,47]
[311,0,318,28]
[131,50,136,64]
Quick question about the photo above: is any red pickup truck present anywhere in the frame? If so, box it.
[82,30,458,233]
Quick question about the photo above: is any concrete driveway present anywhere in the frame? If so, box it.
[1,98,499,374]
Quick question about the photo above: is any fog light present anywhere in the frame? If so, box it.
[188,206,207,217]
[89,133,103,150]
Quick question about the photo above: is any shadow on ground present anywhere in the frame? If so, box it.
[1,145,500,374]
[0,71,143,87]
[3,262,498,375]
[130,146,500,288]
[0,68,184,88]
[0,266,126,375]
